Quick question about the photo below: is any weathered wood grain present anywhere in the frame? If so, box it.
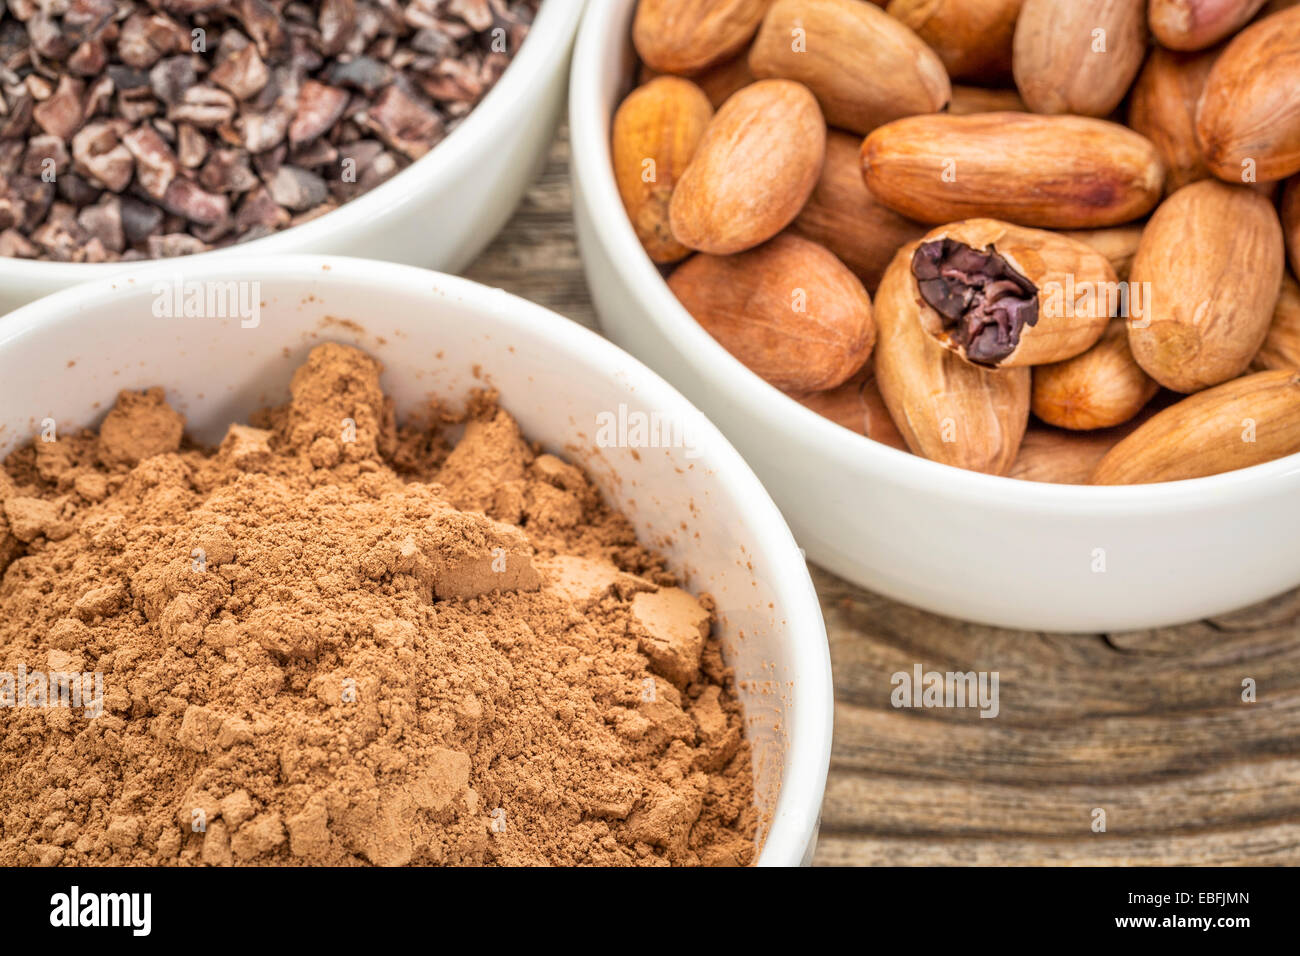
[468,125,1300,867]
[813,823,1300,866]
[464,126,600,333]
[816,565,1300,865]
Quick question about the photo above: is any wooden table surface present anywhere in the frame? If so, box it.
[466,127,1300,867]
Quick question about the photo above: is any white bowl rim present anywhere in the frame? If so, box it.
[569,0,1300,517]
[0,252,835,868]
[0,0,586,280]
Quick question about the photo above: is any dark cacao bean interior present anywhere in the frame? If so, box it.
[911,238,1038,366]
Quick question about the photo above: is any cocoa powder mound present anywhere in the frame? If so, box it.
[0,343,756,867]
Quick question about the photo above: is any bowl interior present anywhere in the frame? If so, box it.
[0,255,831,865]
[571,0,1300,507]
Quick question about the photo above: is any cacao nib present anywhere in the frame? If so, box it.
[0,92,34,141]
[361,84,442,159]
[199,147,259,193]
[71,121,134,192]
[117,14,182,70]
[319,0,357,57]
[147,232,209,257]
[161,176,229,225]
[167,85,237,128]
[233,184,289,232]
[448,0,494,32]
[0,182,25,230]
[31,75,83,141]
[121,123,180,199]
[82,74,116,120]
[266,163,326,210]
[324,56,394,94]
[77,194,124,253]
[55,172,102,207]
[106,65,152,93]
[0,227,36,257]
[21,134,69,177]
[0,140,24,177]
[210,44,270,101]
[175,122,207,167]
[120,194,164,243]
[15,176,54,229]
[27,12,69,61]
[289,80,348,146]
[62,0,117,47]
[68,39,108,77]
[149,55,197,106]
[912,239,1040,366]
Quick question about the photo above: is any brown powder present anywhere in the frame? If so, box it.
[0,343,756,866]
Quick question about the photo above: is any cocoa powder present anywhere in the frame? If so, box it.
[0,343,756,866]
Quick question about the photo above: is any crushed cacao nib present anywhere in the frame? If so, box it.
[911,238,1039,366]
[0,0,541,262]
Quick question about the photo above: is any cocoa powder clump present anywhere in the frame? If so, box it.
[0,343,756,866]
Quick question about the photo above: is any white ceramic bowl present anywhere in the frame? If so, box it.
[0,255,832,866]
[569,0,1300,632]
[0,0,586,315]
